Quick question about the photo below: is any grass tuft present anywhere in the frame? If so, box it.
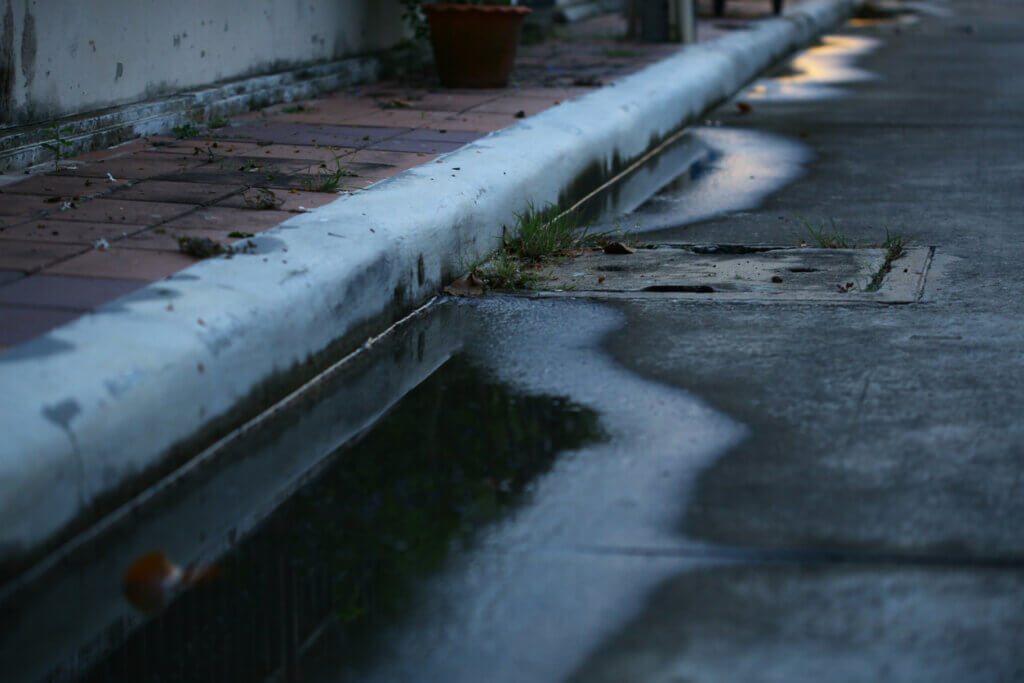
[303,155,358,193]
[802,217,852,248]
[865,229,911,292]
[504,203,609,261]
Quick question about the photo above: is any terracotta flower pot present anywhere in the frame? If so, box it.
[424,4,532,88]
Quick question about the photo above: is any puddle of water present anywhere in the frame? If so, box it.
[598,127,812,235]
[321,298,743,683]
[741,35,881,102]
[66,355,604,682]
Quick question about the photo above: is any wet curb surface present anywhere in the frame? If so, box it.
[0,0,857,578]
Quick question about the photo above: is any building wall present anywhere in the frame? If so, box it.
[0,0,405,128]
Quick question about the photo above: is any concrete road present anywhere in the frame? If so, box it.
[568,0,1024,679]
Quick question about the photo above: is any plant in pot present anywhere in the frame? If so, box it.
[399,0,532,88]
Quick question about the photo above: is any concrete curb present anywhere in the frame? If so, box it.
[0,0,856,575]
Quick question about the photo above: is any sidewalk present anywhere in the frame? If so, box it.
[0,0,803,351]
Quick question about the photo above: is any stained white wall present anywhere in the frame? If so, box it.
[0,0,405,127]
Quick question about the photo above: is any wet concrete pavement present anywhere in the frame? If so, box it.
[565,0,1024,679]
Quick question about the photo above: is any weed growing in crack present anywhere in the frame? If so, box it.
[446,204,632,295]
[172,122,202,139]
[802,217,852,248]
[865,229,911,292]
[303,155,358,193]
[505,203,610,261]
[41,126,74,172]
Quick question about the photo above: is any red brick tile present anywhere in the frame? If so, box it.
[468,95,560,117]
[43,247,198,280]
[0,192,59,223]
[337,109,460,130]
[0,305,84,347]
[217,189,338,212]
[62,153,208,180]
[402,91,505,112]
[338,149,437,172]
[0,220,145,245]
[107,180,243,204]
[272,99,382,124]
[0,240,85,272]
[161,206,294,232]
[0,173,129,197]
[509,86,594,100]
[53,198,198,225]
[119,227,239,251]
[0,274,147,309]
[146,140,357,164]
[420,111,518,133]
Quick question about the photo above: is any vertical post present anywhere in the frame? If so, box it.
[667,0,696,43]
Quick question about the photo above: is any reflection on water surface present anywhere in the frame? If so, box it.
[28,355,603,683]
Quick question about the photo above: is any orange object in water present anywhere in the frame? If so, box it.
[123,551,220,615]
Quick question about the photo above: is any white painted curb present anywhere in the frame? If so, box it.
[0,0,856,570]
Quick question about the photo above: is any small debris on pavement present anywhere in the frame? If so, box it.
[736,101,753,114]
[771,275,783,283]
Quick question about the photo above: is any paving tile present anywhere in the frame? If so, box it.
[53,198,198,225]
[0,240,85,272]
[208,121,410,148]
[468,95,561,117]
[0,305,83,347]
[43,247,198,280]
[206,155,318,175]
[418,111,519,133]
[336,108,461,130]
[272,100,382,124]
[399,91,505,112]
[0,274,148,309]
[396,129,484,144]
[0,220,145,245]
[145,140,358,164]
[0,173,129,197]
[107,180,243,204]
[366,138,465,155]
[0,192,68,220]
[61,153,207,180]
[0,270,23,286]
[508,86,595,100]
[339,149,438,172]
[161,206,296,232]
[216,188,339,212]
[119,227,240,251]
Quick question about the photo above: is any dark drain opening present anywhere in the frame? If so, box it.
[643,285,715,293]
[788,267,819,273]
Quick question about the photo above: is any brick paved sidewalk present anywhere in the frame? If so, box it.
[0,1,796,351]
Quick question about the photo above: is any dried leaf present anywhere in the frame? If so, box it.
[603,242,636,255]
[444,273,484,297]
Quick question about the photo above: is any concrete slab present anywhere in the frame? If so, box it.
[536,246,932,303]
